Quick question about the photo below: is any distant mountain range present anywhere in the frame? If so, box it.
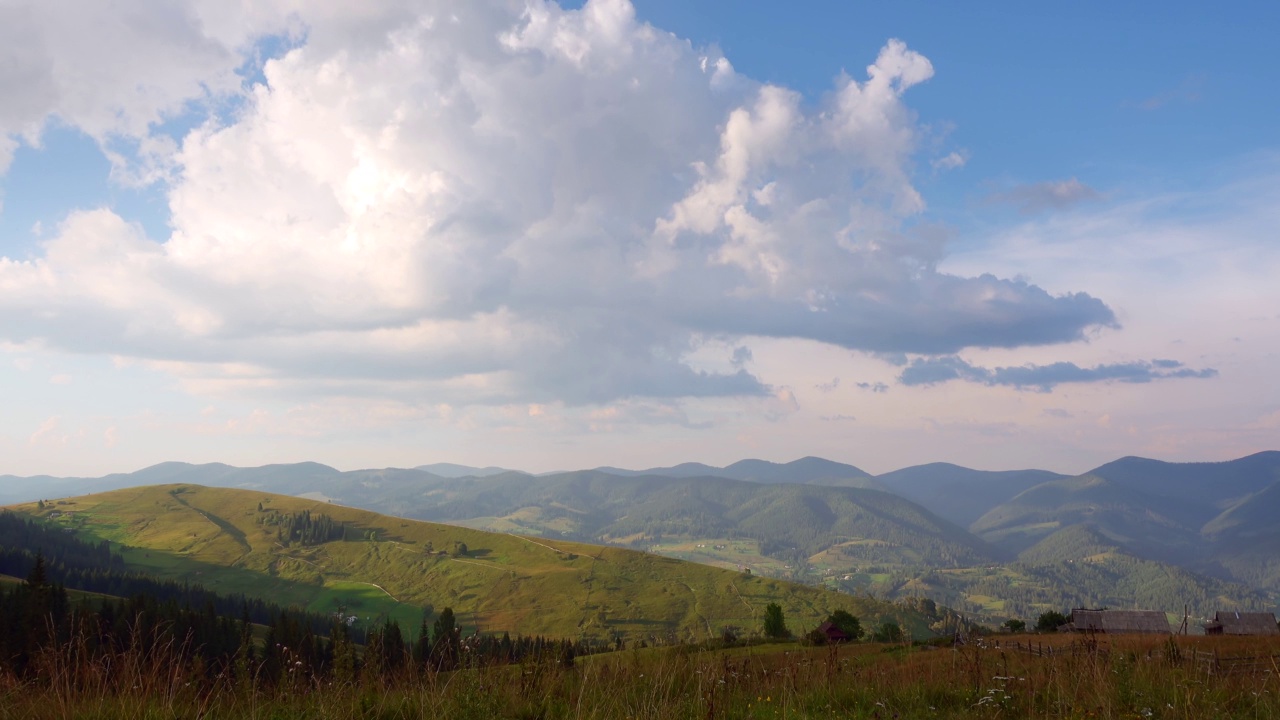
[5,451,1279,622]
[416,463,518,478]
[592,457,879,488]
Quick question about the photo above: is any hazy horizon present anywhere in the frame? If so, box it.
[6,448,1279,482]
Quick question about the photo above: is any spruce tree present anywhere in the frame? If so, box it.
[415,609,432,669]
[432,607,459,671]
[763,602,788,639]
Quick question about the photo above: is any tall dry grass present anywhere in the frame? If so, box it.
[1,633,1278,718]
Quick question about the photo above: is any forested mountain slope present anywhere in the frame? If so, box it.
[594,457,876,487]
[970,452,1280,591]
[875,463,1065,527]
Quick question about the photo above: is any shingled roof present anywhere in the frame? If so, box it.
[1061,609,1170,634]
[1204,611,1280,636]
[816,621,851,643]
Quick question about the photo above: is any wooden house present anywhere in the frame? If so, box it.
[1203,611,1279,636]
[816,621,851,643]
[1059,609,1170,635]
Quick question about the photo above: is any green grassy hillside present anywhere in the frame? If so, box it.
[354,470,996,568]
[7,484,931,641]
[12,451,1280,625]
[1015,524,1120,565]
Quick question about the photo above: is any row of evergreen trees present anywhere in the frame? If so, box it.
[266,508,348,546]
[0,550,598,690]
[0,511,338,635]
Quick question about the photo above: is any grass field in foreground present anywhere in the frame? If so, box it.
[3,633,1280,719]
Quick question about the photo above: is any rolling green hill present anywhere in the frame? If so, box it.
[1201,482,1280,590]
[1087,451,1280,508]
[8,451,1280,626]
[1015,524,1121,565]
[353,470,996,568]
[875,463,1064,528]
[6,484,936,641]
[969,452,1280,594]
[130,466,991,571]
[970,474,1203,558]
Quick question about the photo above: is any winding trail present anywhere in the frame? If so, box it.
[507,533,568,555]
[679,580,714,639]
[350,581,399,603]
[730,581,754,612]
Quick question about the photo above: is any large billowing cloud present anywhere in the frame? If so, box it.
[0,0,1118,405]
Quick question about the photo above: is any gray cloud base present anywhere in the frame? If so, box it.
[898,355,1218,392]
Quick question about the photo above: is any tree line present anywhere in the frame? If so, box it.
[2,552,604,691]
[259,507,349,546]
[0,511,339,636]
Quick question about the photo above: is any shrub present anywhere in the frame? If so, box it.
[762,603,789,639]
[1036,610,1068,633]
[872,621,903,643]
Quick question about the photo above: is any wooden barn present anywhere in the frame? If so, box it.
[1059,609,1170,635]
[816,621,851,643]
[1203,611,1280,636]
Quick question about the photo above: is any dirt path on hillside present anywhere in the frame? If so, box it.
[507,533,568,555]
[449,558,517,577]
[169,490,252,559]
[350,581,399,603]
[730,582,754,612]
[679,581,714,639]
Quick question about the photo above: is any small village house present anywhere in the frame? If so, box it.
[1203,611,1280,636]
[1059,609,1170,634]
[815,621,851,643]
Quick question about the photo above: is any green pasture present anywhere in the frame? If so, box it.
[6,484,926,640]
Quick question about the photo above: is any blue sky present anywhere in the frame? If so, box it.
[631,1,1280,179]
[1,0,1277,476]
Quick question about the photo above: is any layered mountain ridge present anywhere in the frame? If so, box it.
[5,450,1279,622]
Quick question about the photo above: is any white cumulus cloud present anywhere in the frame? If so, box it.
[0,0,1116,407]
[0,0,297,174]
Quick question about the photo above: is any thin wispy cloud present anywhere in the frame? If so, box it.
[898,355,1218,392]
[1133,73,1207,111]
[932,150,968,171]
[985,178,1102,214]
